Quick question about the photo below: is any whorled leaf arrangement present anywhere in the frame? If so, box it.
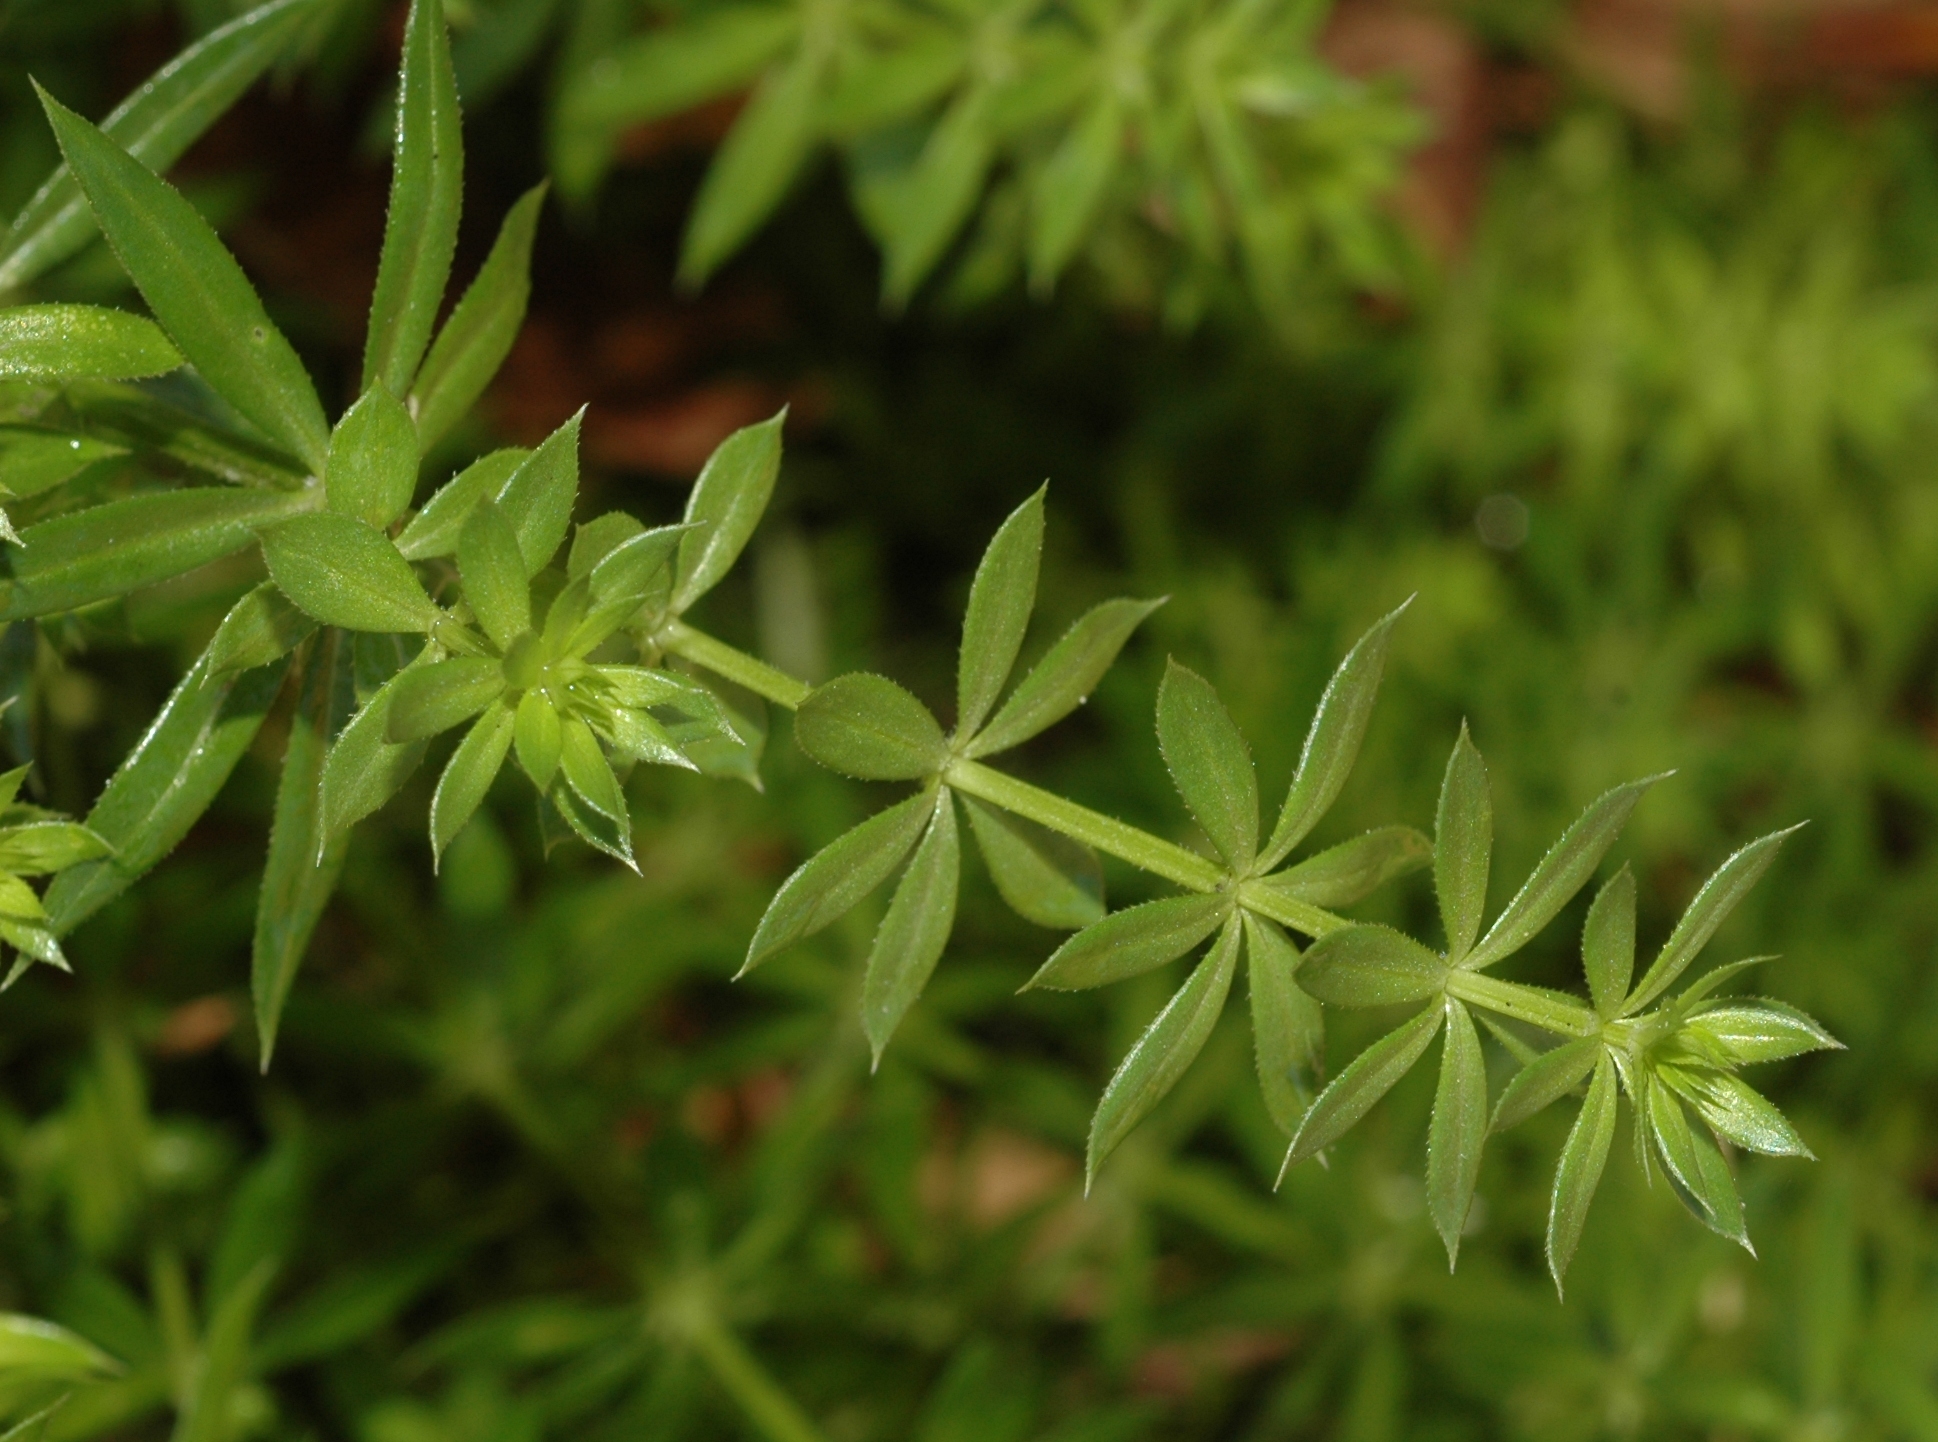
[0,0,1832,1293]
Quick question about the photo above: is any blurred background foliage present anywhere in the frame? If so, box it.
[3,0,1938,1435]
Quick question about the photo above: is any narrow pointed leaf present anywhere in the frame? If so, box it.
[1625,826,1802,1015]
[862,792,959,1063]
[458,501,531,650]
[960,791,1103,929]
[209,581,316,679]
[1156,659,1257,869]
[430,700,515,867]
[363,0,463,396]
[1283,1004,1443,1171]
[396,448,529,561]
[0,304,180,379]
[318,653,436,843]
[1465,774,1663,971]
[956,486,1043,739]
[252,630,354,1070]
[672,409,784,612]
[558,715,626,823]
[513,691,561,790]
[678,59,818,286]
[1296,923,1446,1008]
[742,791,931,974]
[410,183,546,453]
[1245,912,1323,1136]
[1660,1064,1812,1157]
[546,773,634,870]
[0,823,111,875]
[1491,1035,1600,1133]
[36,88,328,473]
[1648,1076,1749,1247]
[1547,1053,1617,1294]
[1027,93,1120,292]
[0,425,125,499]
[260,513,440,634]
[1668,956,1770,1014]
[326,387,418,528]
[1428,999,1487,1267]
[0,1315,119,1381]
[965,597,1164,758]
[55,377,306,486]
[1087,916,1240,1184]
[172,1261,275,1442]
[1583,864,1636,1018]
[1685,1001,1841,1064]
[1434,725,1490,963]
[1252,826,1431,910]
[1261,601,1407,869]
[795,672,946,780]
[385,657,504,742]
[1024,892,1228,991]
[498,411,582,576]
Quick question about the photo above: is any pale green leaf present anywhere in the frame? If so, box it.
[1659,1064,1812,1158]
[1251,826,1430,910]
[1295,923,1446,1008]
[1547,1053,1617,1295]
[0,823,111,875]
[1648,1075,1749,1248]
[0,1315,118,1380]
[458,501,531,650]
[326,387,417,529]
[872,90,992,306]
[672,409,784,612]
[1684,1001,1841,1065]
[318,653,434,845]
[1491,1035,1599,1133]
[498,410,582,575]
[0,305,180,380]
[207,580,316,679]
[430,700,515,868]
[1023,892,1229,991]
[957,486,1043,740]
[1583,864,1636,1018]
[1027,93,1119,293]
[678,57,820,286]
[1155,659,1257,870]
[1625,825,1803,1015]
[260,513,439,634]
[385,657,504,742]
[395,448,528,561]
[862,791,960,1064]
[513,690,561,789]
[0,425,126,500]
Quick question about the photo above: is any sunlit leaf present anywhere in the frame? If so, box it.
[1583,864,1636,1018]
[0,304,179,380]
[326,386,418,529]
[672,409,784,612]
[430,700,516,868]
[260,513,440,634]
[1625,825,1803,1015]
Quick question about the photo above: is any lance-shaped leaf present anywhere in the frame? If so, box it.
[1491,1035,1600,1133]
[411,184,547,454]
[1624,825,1803,1015]
[1684,1001,1841,1065]
[1156,660,1257,870]
[56,378,307,486]
[957,486,1043,739]
[1087,915,1240,1186]
[964,597,1164,758]
[173,1260,275,1442]
[1261,601,1408,870]
[1282,1003,1443,1174]
[1024,892,1229,991]
[1245,912,1322,1136]
[498,411,583,576]
[0,426,126,500]
[1250,826,1431,911]
[0,1314,120,1382]
[1428,998,1487,1267]
[0,0,316,293]
[1435,725,1490,963]
[1659,1064,1812,1158]
[1028,92,1120,292]
[741,790,932,975]
[430,700,516,868]
[795,673,946,780]
[1666,957,1770,1015]
[458,502,530,651]
[671,409,784,612]
[326,387,417,529]
[1296,924,1446,1008]
[1548,1053,1617,1295]
[862,791,959,1064]
[0,824,111,875]
[558,714,628,825]
[513,690,562,789]
[252,630,353,1070]
[36,88,328,474]
[385,657,504,742]
[1583,865,1636,1017]
[363,0,463,396]
[0,487,304,622]
[960,792,1103,929]
[0,876,66,972]
[0,304,180,380]
[396,448,529,561]
[568,512,645,577]
[678,57,819,287]
[43,638,288,935]
[209,581,316,679]
[1464,773,1664,972]
[1648,1075,1750,1248]
[317,652,436,845]
[261,513,441,634]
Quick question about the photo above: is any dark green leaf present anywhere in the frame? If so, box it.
[318,654,434,844]
[430,700,515,867]
[36,87,329,473]
[363,0,463,397]
[0,0,318,294]
[1625,825,1803,1015]
[0,487,303,622]
[960,792,1102,930]
[1434,724,1490,964]
[410,184,546,454]
[957,486,1043,739]
[458,501,531,650]
[1027,93,1119,292]
[861,791,960,1065]
[1283,1004,1443,1172]
[0,305,180,379]
[1465,773,1663,971]
[1428,999,1487,1267]
[0,425,125,499]
[678,58,819,287]
[1583,865,1636,1018]
[966,597,1163,758]
[53,378,307,486]
[1155,659,1257,870]
[742,791,932,974]
[567,512,644,579]
[794,672,946,780]
[1684,1001,1841,1065]
[1296,924,1446,1008]
[498,411,582,575]
[385,657,503,742]
[172,1261,274,1442]
[1024,892,1229,992]
[1547,1053,1617,1295]
[1245,912,1322,1136]
[1087,915,1240,1186]
[326,387,417,528]
[261,513,440,634]
[252,631,354,1069]
[672,409,784,612]
[1251,826,1431,910]
[0,822,110,875]
[1261,601,1407,869]
[396,448,529,561]
[207,581,316,678]
[1491,1035,1599,1133]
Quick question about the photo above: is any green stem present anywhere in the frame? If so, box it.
[688,1316,830,1442]
[1234,879,1349,939]
[1445,971,1598,1038]
[659,620,812,709]
[944,757,1225,892]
